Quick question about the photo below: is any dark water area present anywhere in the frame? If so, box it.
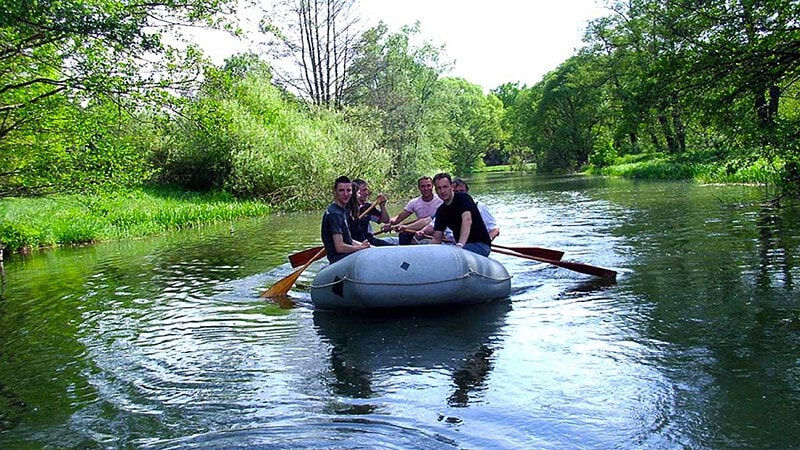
[0,174,798,449]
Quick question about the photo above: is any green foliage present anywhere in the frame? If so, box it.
[432,77,506,174]
[589,141,619,168]
[1,0,239,197]
[507,147,535,172]
[342,23,452,184]
[495,0,799,198]
[0,98,158,196]
[529,55,606,172]
[153,57,391,209]
[0,188,271,253]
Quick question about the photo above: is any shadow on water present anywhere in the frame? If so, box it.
[312,300,513,414]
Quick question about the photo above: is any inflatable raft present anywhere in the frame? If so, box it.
[310,245,511,310]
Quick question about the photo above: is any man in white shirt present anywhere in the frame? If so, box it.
[387,176,443,245]
[452,178,499,241]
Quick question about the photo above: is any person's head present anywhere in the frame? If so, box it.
[353,178,369,203]
[346,181,361,218]
[433,172,454,203]
[333,176,352,206]
[417,176,434,200]
[453,178,469,194]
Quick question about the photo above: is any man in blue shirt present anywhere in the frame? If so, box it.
[321,176,370,263]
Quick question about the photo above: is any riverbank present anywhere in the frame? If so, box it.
[2,154,788,257]
[0,188,271,255]
[585,152,782,185]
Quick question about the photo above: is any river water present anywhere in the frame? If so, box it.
[1,174,798,449]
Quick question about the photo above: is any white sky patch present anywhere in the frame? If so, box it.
[188,0,611,91]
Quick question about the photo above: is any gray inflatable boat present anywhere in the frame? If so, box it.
[310,245,511,310]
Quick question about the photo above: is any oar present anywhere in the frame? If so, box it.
[492,247,617,279]
[491,243,564,261]
[289,246,324,268]
[286,202,380,268]
[261,247,326,298]
[404,233,566,261]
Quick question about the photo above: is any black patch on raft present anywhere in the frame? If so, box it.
[400,261,410,271]
[332,276,344,297]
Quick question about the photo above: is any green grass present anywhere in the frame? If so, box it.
[588,152,781,184]
[472,163,536,173]
[0,187,272,253]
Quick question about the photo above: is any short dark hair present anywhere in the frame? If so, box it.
[432,172,452,184]
[453,178,469,191]
[353,178,366,187]
[417,176,432,187]
[333,175,351,190]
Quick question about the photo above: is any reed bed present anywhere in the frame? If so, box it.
[0,188,271,253]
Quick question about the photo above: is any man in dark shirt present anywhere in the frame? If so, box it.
[430,172,491,256]
[321,176,370,263]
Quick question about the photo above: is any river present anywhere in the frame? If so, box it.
[0,173,798,449]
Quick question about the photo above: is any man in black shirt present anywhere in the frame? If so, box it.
[430,172,491,256]
[321,176,370,263]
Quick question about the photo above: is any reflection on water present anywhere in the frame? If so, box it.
[314,300,512,414]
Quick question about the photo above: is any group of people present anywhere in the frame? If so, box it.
[321,174,500,263]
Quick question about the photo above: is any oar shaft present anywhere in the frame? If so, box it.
[492,247,616,279]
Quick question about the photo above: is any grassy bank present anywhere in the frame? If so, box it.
[586,152,783,185]
[0,188,272,254]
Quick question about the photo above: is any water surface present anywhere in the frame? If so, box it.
[1,174,798,448]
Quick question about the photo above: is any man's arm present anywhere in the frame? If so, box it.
[375,195,390,224]
[391,209,412,225]
[396,216,431,233]
[457,211,472,247]
[430,230,444,244]
[332,234,370,254]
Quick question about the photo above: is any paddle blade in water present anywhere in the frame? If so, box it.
[262,248,326,298]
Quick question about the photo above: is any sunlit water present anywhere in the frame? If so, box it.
[1,174,798,449]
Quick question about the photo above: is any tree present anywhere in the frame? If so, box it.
[435,77,505,173]
[342,22,451,183]
[531,56,606,172]
[0,0,239,195]
[261,0,360,107]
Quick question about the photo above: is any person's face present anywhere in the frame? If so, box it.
[357,183,370,203]
[453,183,467,194]
[418,179,434,199]
[434,178,453,202]
[334,182,352,206]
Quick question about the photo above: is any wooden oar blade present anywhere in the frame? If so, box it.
[261,266,306,298]
[493,244,564,261]
[289,246,324,267]
[493,247,616,279]
[262,248,327,298]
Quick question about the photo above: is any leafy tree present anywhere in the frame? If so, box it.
[493,82,537,167]
[434,77,505,173]
[584,0,800,193]
[155,54,390,209]
[343,22,452,183]
[530,55,606,172]
[0,0,238,196]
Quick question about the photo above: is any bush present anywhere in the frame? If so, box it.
[153,71,392,210]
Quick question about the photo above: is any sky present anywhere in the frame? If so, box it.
[194,0,610,92]
[355,0,609,90]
